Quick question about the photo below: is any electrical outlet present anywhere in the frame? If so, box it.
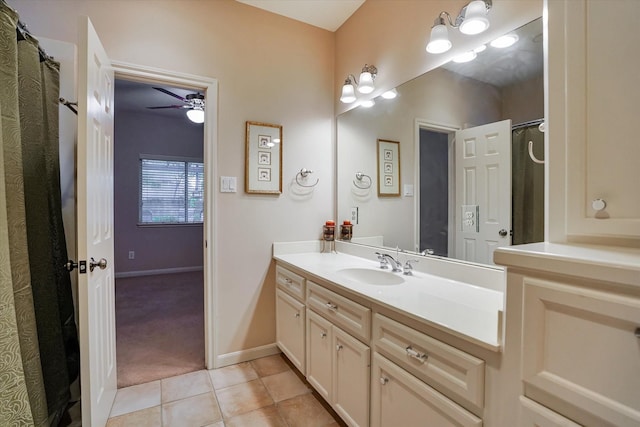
[128,251,135,260]
[461,205,479,232]
[350,207,359,224]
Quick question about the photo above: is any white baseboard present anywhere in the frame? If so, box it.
[214,343,281,369]
[115,266,203,279]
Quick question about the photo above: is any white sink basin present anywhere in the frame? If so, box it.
[336,267,405,286]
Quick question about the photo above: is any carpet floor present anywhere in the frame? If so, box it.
[115,271,204,388]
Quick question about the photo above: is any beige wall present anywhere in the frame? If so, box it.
[335,0,542,115]
[11,0,335,362]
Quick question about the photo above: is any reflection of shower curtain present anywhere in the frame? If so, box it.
[512,125,544,245]
[1,2,79,425]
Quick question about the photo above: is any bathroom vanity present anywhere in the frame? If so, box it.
[273,241,506,427]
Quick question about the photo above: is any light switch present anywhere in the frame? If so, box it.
[403,184,414,197]
[220,176,237,193]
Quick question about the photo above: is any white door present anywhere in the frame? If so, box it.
[77,17,117,427]
[455,120,511,265]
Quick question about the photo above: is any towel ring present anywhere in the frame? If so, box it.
[353,172,372,189]
[528,140,545,164]
[296,168,319,188]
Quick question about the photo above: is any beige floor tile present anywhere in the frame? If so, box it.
[203,422,225,427]
[225,405,287,427]
[277,393,337,427]
[261,370,311,402]
[110,380,161,417]
[162,392,222,427]
[106,406,161,427]
[250,354,290,378]
[210,362,259,389]
[162,369,213,403]
[216,379,274,419]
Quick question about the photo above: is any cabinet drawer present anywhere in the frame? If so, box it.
[276,264,306,301]
[307,281,371,342]
[522,278,640,427]
[371,353,482,427]
[519,396,581,427]
[373,313,484,413]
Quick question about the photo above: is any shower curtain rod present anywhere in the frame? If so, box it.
[512,118,544,130]
[2,0,54,61]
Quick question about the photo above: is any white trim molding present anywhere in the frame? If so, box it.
[215,344,281,369]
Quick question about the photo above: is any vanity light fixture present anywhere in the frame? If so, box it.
[490,33,519,48]
[360,99,376,108]
[340,64,378,103]
[452,51,477,63]
[426,0,492,54]
[381,88,398,99]
[473,44,487,53]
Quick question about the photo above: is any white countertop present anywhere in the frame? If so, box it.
[274,251,504,351]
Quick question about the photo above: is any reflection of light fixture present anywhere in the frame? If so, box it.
[426,0,492,54]
[490,34,518,48]
[453,51,477,63]
[340,64,378,103]
[186,107,204,123]
[381,88,398,99]
[360,99,375,108]
[473,44,487,53]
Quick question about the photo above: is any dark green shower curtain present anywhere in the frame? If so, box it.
[0,1,79,425]
[511,125,545,245]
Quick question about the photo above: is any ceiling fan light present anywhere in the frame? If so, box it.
[460,0,490,35]
[186,108,204,123]
[426,23,452,54]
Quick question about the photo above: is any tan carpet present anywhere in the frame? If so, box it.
[115,271,204,388]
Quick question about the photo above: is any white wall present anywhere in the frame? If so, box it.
[11,0,335,363]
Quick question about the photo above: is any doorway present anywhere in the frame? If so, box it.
[113,78,206,387]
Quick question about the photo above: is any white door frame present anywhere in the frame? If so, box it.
[111,61,218,369]
[413,119,459,255]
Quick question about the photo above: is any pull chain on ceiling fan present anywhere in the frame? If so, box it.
[147,87,205,123]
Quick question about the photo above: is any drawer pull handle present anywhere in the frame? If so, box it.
[285,278,293,287]
[635,327,640,338]
[325,302,338,311]
[336,344,343,351]
[406,346,428,362]
[294,312,300,318]
[380,377,389,385]
[321,332,327,339]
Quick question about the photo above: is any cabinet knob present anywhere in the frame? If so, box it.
[325,302,338,311]
[380,377,389,385]
[635,327,640,338]
[336,344,343,352]
[592,198,607,212]
[294,312,300,318]
[320,332,327,339]
[284,278,293,287]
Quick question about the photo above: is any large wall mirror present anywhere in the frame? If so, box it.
[337,17,544,267]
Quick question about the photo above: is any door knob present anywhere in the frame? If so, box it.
[89,257,107,272]
[498,229,509,237]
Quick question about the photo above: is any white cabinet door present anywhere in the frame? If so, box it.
[276,289,305,374]
[522,277,640,426]
[332,326,370,427]
[306,309,333,401]
[549,0,640,239]
[371,353,482,427]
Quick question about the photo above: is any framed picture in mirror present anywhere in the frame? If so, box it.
[377,139,400,196]
[245,121,282,194]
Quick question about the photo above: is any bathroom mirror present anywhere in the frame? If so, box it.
[337,17,544,267]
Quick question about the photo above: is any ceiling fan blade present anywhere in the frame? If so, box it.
[146,105,186,110]
[152,87,186,102]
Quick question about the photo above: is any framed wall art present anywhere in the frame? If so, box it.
[377,139,400,197]
[245,121,282,194]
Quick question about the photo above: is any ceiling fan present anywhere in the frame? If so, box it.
[147,87,205,123]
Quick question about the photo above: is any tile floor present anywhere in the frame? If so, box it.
[106,354,344,427]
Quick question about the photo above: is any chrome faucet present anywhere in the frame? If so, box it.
[376,252,402,272]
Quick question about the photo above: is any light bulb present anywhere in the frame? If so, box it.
[473,44,487,53]
[426,22,452,54]
[340,81,356,103]
[358,71,375,94]
[381,88,398,99]
[452,51,477,63]
[360,99,375,108]
[186,108,204,123]
[459,0,490,35]
[490,34,519,48]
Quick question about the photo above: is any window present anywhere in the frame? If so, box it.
[139,157,204,225]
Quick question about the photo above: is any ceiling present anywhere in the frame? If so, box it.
[235,0,365,32]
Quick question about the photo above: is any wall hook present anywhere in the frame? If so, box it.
[353,172,372,189]
[528,140,545,164]
[295,168,319,188]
